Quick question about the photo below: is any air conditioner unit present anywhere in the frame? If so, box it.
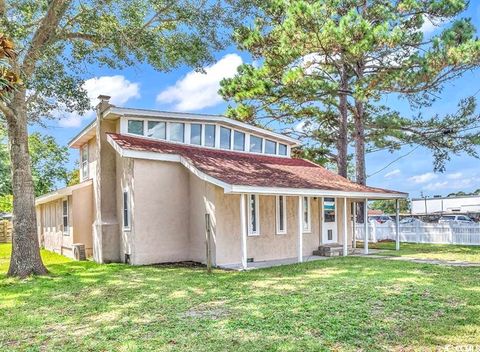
[72,243,86,261]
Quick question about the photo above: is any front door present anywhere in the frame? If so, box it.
[322,197,338,244]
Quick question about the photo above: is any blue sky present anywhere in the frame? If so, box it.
[38,4,480,199]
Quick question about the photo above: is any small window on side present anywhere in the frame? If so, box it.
[265,139,277,154]
[191,124,202,145]
[303,197,311,233]
[249,135,263,153]
[248,194,260,235]
[276,196,287,234]
[279,144,287,156]
[81,144,89,181]
[220,127,231,149]
[123,190,130,229]
[233,131,245,151]
[62,199,69,235]
[128,120,144,135]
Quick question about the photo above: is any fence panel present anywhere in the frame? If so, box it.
[355,221,480,246]
[0,220,12,243]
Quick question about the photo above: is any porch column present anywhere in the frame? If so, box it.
[395,199,400,251]
[297,196,303,263]
[240,194,247,269]
[352,201,357,249]
[343,197,348,256]
[364,198,369,255]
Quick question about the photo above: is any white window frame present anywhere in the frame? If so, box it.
[247,194,260,236]
[62,198,69,236]
[123,187,131,230]
[276,195,287,235]
[80,144,89,181]
[303,196,311,233]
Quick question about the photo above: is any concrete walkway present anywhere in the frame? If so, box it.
[354,253,480,267]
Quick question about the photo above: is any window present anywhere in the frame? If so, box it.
[220,127,231,149]
[205,124,216,147]
[250,135,263,153]
[170,122,185,142]
[279,144,288,156]
[276,196,287,234]
[146,121,166,139]
[233,131,245,151]
[303,197,311,232]
[265,139,277,154]
[123,189,130,229]
[248,194,259,235]
[62,199,69,235]
[190,123,202,145]
[81,144,88,180]
[128,120,144,135]
[324,198,336,223]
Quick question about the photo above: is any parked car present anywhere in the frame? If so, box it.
[400,217,422,224]
[369,215,393,224]
[438,215,475,224]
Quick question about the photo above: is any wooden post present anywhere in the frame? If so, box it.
[352,201,357,249]
[240,194,247,270]
[395,199,400,251]
[297,196,303,263]
[343,197,348,256]
[205,213,212,273]
[364,198,369,255]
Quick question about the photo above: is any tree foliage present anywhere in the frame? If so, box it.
[370,199,411,214]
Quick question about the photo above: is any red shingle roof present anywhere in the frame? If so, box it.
[107,133,406,196]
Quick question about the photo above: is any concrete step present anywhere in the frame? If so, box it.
[313,244,354,257]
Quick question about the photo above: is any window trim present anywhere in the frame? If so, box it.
[80,144,89,181]
[303,196,311,233]
[247,194,260,236]
[62,198,69,236]
[123,188,131,230]
[276,195,287,235]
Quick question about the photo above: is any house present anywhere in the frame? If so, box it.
[35,96,407,269]
[412,195,480,217]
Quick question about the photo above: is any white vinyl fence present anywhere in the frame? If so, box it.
[355,220,480,246]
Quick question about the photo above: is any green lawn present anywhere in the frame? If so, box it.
[2,244,480,351]
[358,241,480,263]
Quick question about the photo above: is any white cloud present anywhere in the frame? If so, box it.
[424,177,475,192]
[424,181,449,191]
[58,75,140,128]
[408,172,437,184]
[384,169,401,179]
[156,53,243,111]
[446,172,463,180]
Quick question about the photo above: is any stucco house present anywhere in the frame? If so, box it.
[35,95,407,269]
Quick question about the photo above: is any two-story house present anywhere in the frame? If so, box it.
[35,95,407,269]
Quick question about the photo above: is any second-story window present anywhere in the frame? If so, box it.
[205,124,215,147]
[81,144,88,180]
[265,139,277,155]
[128,120,144,135]
[233,131,245,151]
[279,144,287,156]
[250,135,263,153]
[170,122,184,142]
[191,123,202,145]
[147,121,166,139]
[220,127,231,149]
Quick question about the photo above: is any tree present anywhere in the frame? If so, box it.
[220,0,480,184]
[0,0,254,277]
[370,199,410,215]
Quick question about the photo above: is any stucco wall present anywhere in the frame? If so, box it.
[71,183,94,256]
[116,154,134,263]
[132,160,191,265]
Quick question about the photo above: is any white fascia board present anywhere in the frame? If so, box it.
[105,106,300,146]
[106,135,233,192]
[35,180,93,205]
[68,120,97,148]
[227,185,408,199]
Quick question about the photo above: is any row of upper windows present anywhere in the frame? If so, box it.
[126,119,289,156]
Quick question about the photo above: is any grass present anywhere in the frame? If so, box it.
[358,241,480,263]
[2,244,480,351]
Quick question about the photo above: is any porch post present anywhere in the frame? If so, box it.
[297,196,303,263]
[364,198,369,255]
[343,197,348,256]
[395,198,400,251]
[352,201,357,249]
[240,194,247,269]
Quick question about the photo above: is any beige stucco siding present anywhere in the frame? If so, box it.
[71,183,94,257]
[131,160,190,265]
[215,193,242,266]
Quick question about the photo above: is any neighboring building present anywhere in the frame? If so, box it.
[35,96,407,269]
[412,195,480,215]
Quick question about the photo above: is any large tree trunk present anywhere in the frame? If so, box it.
[6,90,47,277]
[336,65,349,178]
[354,98,366,186]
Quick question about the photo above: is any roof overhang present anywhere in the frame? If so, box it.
[35,180,93,205]
[68,120,97,148]
[107,135,408,200]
